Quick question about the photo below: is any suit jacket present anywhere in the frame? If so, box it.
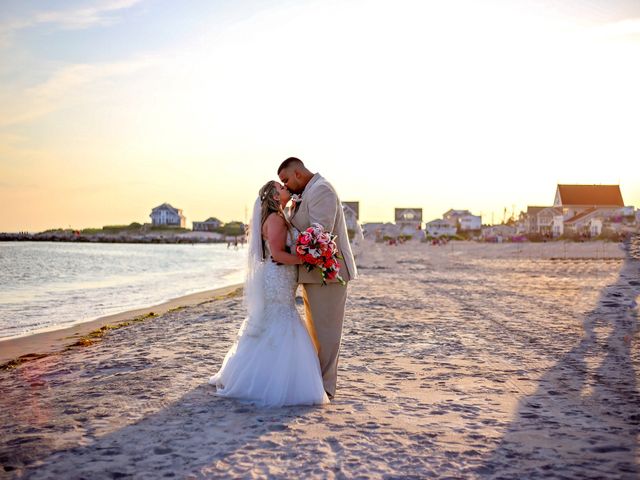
[290,173,357,284]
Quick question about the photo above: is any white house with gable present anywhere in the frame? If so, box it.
[150,203,186,228]
[395,208,423,236]
[442,209,482,232]
[193,217,222,232]
[425,219,457,237]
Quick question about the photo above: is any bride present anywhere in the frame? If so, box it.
[209,180,329,407]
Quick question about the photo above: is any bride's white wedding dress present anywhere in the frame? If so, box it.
[209,231,329,408]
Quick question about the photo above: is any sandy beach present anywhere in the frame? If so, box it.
[0,285,243,367]
[1,238,638,479]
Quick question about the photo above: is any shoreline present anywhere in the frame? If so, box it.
[0,232,244,244]
[0,283,242,367]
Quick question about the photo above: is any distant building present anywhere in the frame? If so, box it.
[563,208,608,237]
[555,184,625,237]
[150,203,186,228]
[442,209,482,232]
[342,202,360,220]
[395,208,423,236]
[482,224,518,242]
[443,209,470,222]
[538,207,563,236]
[425,219,457,238]
[459,215,482,231]
[342,202,360,233]
[524,206,545,233]
[193,217,222,232]
[554,184,624,214]
[524,184,627,238]
[621,206,635,217]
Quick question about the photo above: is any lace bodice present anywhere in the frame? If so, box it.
[262,228,298,306]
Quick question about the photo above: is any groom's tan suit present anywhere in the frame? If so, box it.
[290,173,357,397]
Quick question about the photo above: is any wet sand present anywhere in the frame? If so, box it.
[0,239,638,479]
[0,285,243,367]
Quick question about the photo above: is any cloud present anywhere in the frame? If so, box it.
[0,0,144,45]
[0,55,158,127]
[34,0,143,30]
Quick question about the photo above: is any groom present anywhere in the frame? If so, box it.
[278,157,357,399]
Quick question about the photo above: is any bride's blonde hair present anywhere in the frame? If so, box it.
[258,180,289,230]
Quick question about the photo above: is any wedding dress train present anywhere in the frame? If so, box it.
[209,234,328,408]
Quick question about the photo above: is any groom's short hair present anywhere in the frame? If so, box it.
[278,157,304,174]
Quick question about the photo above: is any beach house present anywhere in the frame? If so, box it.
[193,217,222,232]
[523,207,544,233]
[150,203,186,228]
[395,208,423,236]
[555,184,626,237]
[442,209,482,232]
[425,219,457,238]
[554,184,624,217]
[525,184,628,238]
[481,224,518,242]
[538,207,563,236]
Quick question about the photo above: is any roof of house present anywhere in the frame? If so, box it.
[443,209,471,217]
[564,207,599,225]
[395,208,423,214]
[151,203,185,219]
[537,207,563,216]
[557,185,624,207]
[526,206,547,215]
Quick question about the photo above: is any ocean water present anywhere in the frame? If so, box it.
[0,242,247,340]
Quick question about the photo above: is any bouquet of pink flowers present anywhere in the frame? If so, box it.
[295,223,345,285]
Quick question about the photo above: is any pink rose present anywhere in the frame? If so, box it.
[318,233,331,244]
[298,233,311,245]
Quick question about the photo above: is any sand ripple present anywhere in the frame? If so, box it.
[1,238,638,479]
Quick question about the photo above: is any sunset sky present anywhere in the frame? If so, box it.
[1,0,639,231]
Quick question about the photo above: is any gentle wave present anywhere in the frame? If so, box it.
[0,242,247,339]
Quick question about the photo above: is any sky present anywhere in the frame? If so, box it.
[1,0,639,231]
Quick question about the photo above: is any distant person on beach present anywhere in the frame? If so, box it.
[278,157,357,399]
[209,180,329,407]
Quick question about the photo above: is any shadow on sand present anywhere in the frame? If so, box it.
[21,384,318,479]
[478,236,640,479]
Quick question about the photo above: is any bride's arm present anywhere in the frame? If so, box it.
[264,213,303,265]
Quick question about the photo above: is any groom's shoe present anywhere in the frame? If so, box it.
[325,391,334,401]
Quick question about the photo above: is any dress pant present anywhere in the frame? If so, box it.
[301,283,348,397]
